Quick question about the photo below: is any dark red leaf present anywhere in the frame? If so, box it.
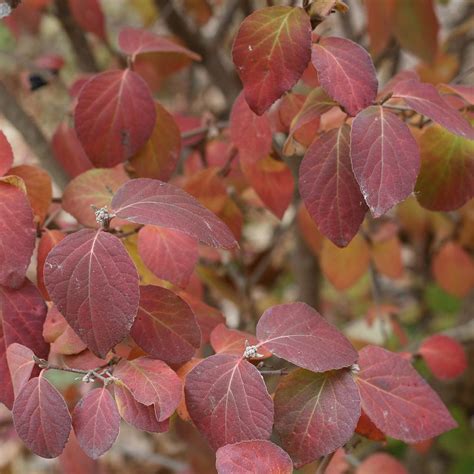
[138,226,198,287]
[232,6,312,115]
[44,229,140,358]
[300,124,368,247]
[256,302,357,372]
[357,345,457,442]
[111,178,237,249]
[58,431,100,474]
[130,285,201,365]
[356,452,408,474]
[274,368,360,468]
[114,383,169,433]
[72,387,120,459]
[37,230,66,300]
[311,37,378,116]
[74,70,156,167]
[391,80,474,139]
[350,106,420,217]
[216,440,293,473]
[0,179,36,288]
[13,375,72,458]
[185,354,274,449]
[6,343,35,397]
[0,130,14,176]
[68,0,106,40]
[114,357,181,420]
[418,334,467,380]
[356,410,386,441]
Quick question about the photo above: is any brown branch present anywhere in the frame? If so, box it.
[0,80,69,189]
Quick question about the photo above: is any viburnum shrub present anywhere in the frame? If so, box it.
[0,0,472,472]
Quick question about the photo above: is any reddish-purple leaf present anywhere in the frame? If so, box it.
[130,285,201,365]
[138,226,199,287]
[72,387,120,459]
[0,130,13,176]
[256,302,357,372]
[13,375,72,458]
[114,357,181,420]
[418,334,467,380]
[111,178,237,249]
[68,0,106,41]
[300,124,368,247]
[357,345,457,442]
[232,6,312,115]
[74,70,156,167]
[185,354,274,449]
[114,383,169,433]
[0,180,36,288]
[216,440,293,474]
[44,229,140,358]
[311,37,378,116]
[350,106,420,217]
[391,80,474,139]
[274,369,360,468]
[6,343,35,397]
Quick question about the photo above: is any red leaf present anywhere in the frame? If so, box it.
[356,452,407,474]
[311,37,378,116]
[210,324,271,359]
[68,0,106,40]
[62,167,129,229]
[114,383,169,433]
[37,230,66,300]
[58,431,99,474]
[44,229,140,358]
[356,410,386,441]
[230,92,272,161]
[256,302,357,372]
[357,345,457,442]
[114,357,181,420]
[392,80,474,139]
[350,106,420,217]
[216,440,293,474]
[130,285,201,365]
[274,368,360,468]
[232,6,312,115]
[129,102,182,181]
[0,179,36,288]
[364,0,394,55]
[138,226,198,287]
[326,447,350,474]
[185,354,274,449]
[111,178,237,249]
[13,375,72,458]
[300,124,368,247]
[118,27,201,62]
[74,70,156,167]
[51,122,93,179]
[72,387,120,459]
[0,131,13,176]
[6,343,35,397]
[418,334,467,380]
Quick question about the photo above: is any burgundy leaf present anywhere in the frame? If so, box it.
[111,178,237,249]
[13,375,72,458]
[130,285,201,365]
[6,343,35,397]
[114,357,181,420]
[357,345,457,442]
[391,79,474,139]
[0,130,14,176]
[72,387,120,459]
[216,440,293,473]
[114,383,169,433]
[256,302,357,372]
[232,6,312,115]
[0,179,36,288]
[350,106,420,217]
[274,368,360,468]
[74,70,156,167]
[44,229,140,358]
[300,124,368,247]
[311,37,378,116]
[185,354,274,449]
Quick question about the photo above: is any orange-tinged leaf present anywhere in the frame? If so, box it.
[297,203,324,256]
[371,236,403,279]
[356,453,407,474]
[232,6,312,115]
[0,130,14,176]
[364,0,395,55]
[320,234,370,289]
[356,410,386,441]
[37,230,65,300]
[417,52,459,85]
[176,357,202,422]
[184,0,212,26]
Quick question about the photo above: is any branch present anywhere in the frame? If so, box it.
[0,80,69,189]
